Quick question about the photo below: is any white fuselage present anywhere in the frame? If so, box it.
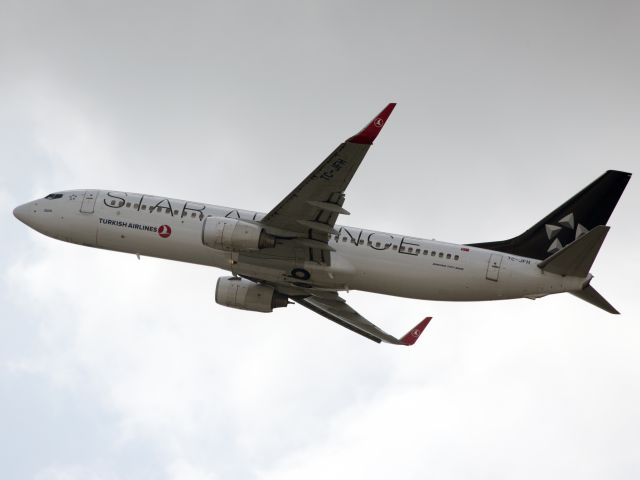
[15,189,588,302]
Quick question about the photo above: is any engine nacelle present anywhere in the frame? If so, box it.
[202,216,276,251]
[215,276,289,313]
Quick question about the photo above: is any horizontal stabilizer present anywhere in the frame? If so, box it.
[571,285,619,314]
[537,225,609,277]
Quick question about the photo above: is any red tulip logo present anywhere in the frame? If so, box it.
[158,225,172,238]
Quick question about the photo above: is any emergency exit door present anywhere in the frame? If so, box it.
[486,254,503,281]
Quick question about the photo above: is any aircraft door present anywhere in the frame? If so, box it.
[295,248,306,266]
[486,254,503,281]
[80,190,98,213]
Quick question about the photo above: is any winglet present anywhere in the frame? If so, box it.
[399,317,432,346]
[347,103,396,145]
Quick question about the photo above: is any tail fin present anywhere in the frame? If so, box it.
[571,285,619,314]
[469,170,631,260]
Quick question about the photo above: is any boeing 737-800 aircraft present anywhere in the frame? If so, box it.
[14,104,632,345]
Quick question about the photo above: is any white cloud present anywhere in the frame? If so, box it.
[35,465,117,480]
[166,460,218,480]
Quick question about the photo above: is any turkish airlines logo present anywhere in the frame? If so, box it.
[411,328,422,338]
[158,225,172,238]
[374,118,384,128]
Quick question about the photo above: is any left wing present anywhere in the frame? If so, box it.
[261,103,396,263]
[294,292,431,345]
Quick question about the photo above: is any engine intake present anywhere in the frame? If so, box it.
[215,276,288,313]
[202,216,276,251]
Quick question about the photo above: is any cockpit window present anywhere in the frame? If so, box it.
[45,193,63,199]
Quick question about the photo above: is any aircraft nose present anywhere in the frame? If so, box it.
[13,203,31,224]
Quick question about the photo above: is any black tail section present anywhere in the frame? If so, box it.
[469,170,631,260]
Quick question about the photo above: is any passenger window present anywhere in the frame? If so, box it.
[191,212,196,218]
[142,205,147,210]
[110,200,116,206]
[408,247,413,253]
[446,253,451,259]
[359,240,364,245]
[392,245,398,250]
[423,250,428,255]
[342,237,347,242]
[165,208,171,214]
[454,255,459,261]
[439,252,443,258]
[399,246,405,252]
[174,210,179,215]
[125,202,131,208]
[431,251,436,256]
[415,249,420,254]
[134,203,139,209]
[375,242,381,248]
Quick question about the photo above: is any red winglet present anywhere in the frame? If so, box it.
[399,317,432,346]
[347,103,396,145]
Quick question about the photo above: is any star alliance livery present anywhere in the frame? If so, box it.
[14,104,632,345]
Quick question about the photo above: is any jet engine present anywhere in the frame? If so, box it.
[215,276,288,313]
[202,216,276,251]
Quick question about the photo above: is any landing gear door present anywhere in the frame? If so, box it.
[295,248,306,266]
[486,254,503,281]
[80,190,98,213]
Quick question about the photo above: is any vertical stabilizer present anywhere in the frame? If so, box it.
[469,170,631,260]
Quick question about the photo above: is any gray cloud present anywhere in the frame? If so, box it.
[1,1,639,479]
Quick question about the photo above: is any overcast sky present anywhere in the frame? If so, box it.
[1,1,639,479]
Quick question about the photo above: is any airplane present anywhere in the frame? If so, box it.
[13,103,632,346]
